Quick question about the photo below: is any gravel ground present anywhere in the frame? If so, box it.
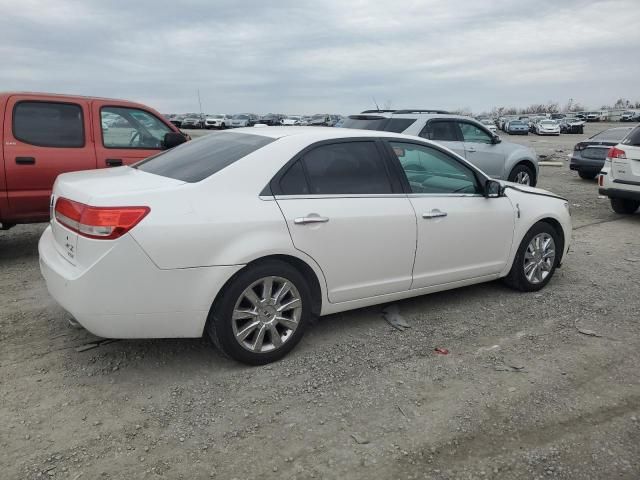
[1,122,639,479]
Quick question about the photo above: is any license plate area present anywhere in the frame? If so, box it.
[51,219,78,265]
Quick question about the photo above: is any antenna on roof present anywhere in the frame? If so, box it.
[372,97,380,112]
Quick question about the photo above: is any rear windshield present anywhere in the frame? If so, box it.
[622,126,640,147]
[134,131,275,182]
[590,128,633,143]
[342,116,416,133]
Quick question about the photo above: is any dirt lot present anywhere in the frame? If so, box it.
[1,122,639,479]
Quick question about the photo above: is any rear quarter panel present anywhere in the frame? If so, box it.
[0,94,6,220]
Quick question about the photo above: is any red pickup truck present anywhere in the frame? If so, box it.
[0,92,187,229]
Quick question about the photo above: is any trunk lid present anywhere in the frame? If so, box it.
[50,166,185,267]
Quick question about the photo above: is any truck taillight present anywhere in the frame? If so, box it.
[607,147,626,159]
[54,198,150,240]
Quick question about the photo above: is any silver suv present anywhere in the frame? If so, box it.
[342,110,539,186]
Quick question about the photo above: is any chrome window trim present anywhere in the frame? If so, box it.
[270,193,485,200]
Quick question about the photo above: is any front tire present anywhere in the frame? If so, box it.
[508,164,535,186]
[503,222,560,292]
[206,260,313,365]
[610,198,640,214]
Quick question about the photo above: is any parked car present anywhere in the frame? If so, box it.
[259,114,284,126]
[480,118,497,133]
[229,114,258,128]
[0,92,187,230]
[586,111,604,122]
[205,114,232,129]
[181,115,205,129]
[574,114,587,121]
[550,113,565,120]
[620,111,640,122]
[570,126,634,179]
[599,125,640,214]
[281,116,302,126]
[506,120,529,135]
[308,114,332,126]
[535,119,561,136]
[342,110,539,185]
[39,127,571,365]
[169,114,185,128]
[559,117,585,134]
[528,116,546,132]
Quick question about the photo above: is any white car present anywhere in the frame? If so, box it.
[39,127,571,365]
[480,118,498,133]
[204,114,231,129]
[599,125,640,214]
[536,120,561,136]
[281,116,302,126]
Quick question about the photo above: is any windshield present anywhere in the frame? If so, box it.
[589,128,633,142]
[342,116,417,133]
[134,131,275,182]
[541,120,556,125]
[233,114,249,120]
[510,121,524,125]
[481,119,494,125]
[311,114,326,120]
[211,115,224,119]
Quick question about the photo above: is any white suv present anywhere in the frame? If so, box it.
[343,110,539,185]
[599,125,640,214]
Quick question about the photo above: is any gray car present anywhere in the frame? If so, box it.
[569,126,634,179]
[342,110,539,185]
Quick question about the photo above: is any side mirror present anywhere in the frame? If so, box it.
[162,132,188,150]
[492,134,502,144]
[484,179,503,198]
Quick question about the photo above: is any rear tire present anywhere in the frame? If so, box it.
[508,164,535,186]
[503,222,560,292]
[206,260,313,365]
[578,171,598,180]
[610,198,640,214]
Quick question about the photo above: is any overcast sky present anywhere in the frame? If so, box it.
[1,0,639,114]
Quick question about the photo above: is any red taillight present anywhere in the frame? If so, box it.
[607,146,626,159]
[54,198,150,240]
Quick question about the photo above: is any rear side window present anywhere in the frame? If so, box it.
[622,126,640,147]
[13,101,84,147]
[342,116,416,133]
[134,131,275,182]
[420,121,460,142]
[300,142,392,195]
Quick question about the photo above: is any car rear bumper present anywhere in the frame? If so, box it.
[39,226,242,339]
[569,156,605,171]
[599,187,640,201]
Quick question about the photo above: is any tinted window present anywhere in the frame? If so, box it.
[342,116,417,133]
[135,131,275,182]
[420,121,459,141]
[279,161,309,195]
[390,142,480,194]
[13,101,84,147]
[590,128,633,143]
[622,126,640,147]
[459,122,492,144]
[302,142,392,194]
[102,107,171,149]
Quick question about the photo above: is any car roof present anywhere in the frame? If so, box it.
[224,126,423,141]
[349,111,479,122]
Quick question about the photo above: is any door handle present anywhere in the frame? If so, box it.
[15,156,36,165]
[422,209,448,219]
[294,215,329,225]
[466,147,476,152]
[106,158,123,167]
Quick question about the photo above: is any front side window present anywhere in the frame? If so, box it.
[13,101,84,148]
[101,106,171,149]
[459,122,492,144]
[389,142,480,194]
[290,142,392,195]
[420,121,460,142]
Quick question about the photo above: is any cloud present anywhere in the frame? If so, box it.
[0,0,638,114]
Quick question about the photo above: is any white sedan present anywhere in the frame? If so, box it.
[536,120,561,136]
[39,127,572,365]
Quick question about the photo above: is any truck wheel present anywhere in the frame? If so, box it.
[610,198,640,214]
[578,171,598,180]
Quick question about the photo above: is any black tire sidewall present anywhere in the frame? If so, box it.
[610,198,640,214]
[509,164,535,186]
[207,260,313,365]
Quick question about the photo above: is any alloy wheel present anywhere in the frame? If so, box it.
[232,276,302,353]
[515,171,531,185]
[523,233,556,284]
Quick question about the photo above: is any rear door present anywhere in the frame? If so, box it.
[418,120,466,158]
[91,100,174,168]
[2,95,95,220]
[273,139,416,303]
[615,127,640,184]
[457,120,505,178]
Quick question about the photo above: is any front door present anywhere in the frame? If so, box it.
[91,101,173,168]
[385,140,515,288]
[273,140,416,303]
[457,121,506,179]
[2,95,96,220]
